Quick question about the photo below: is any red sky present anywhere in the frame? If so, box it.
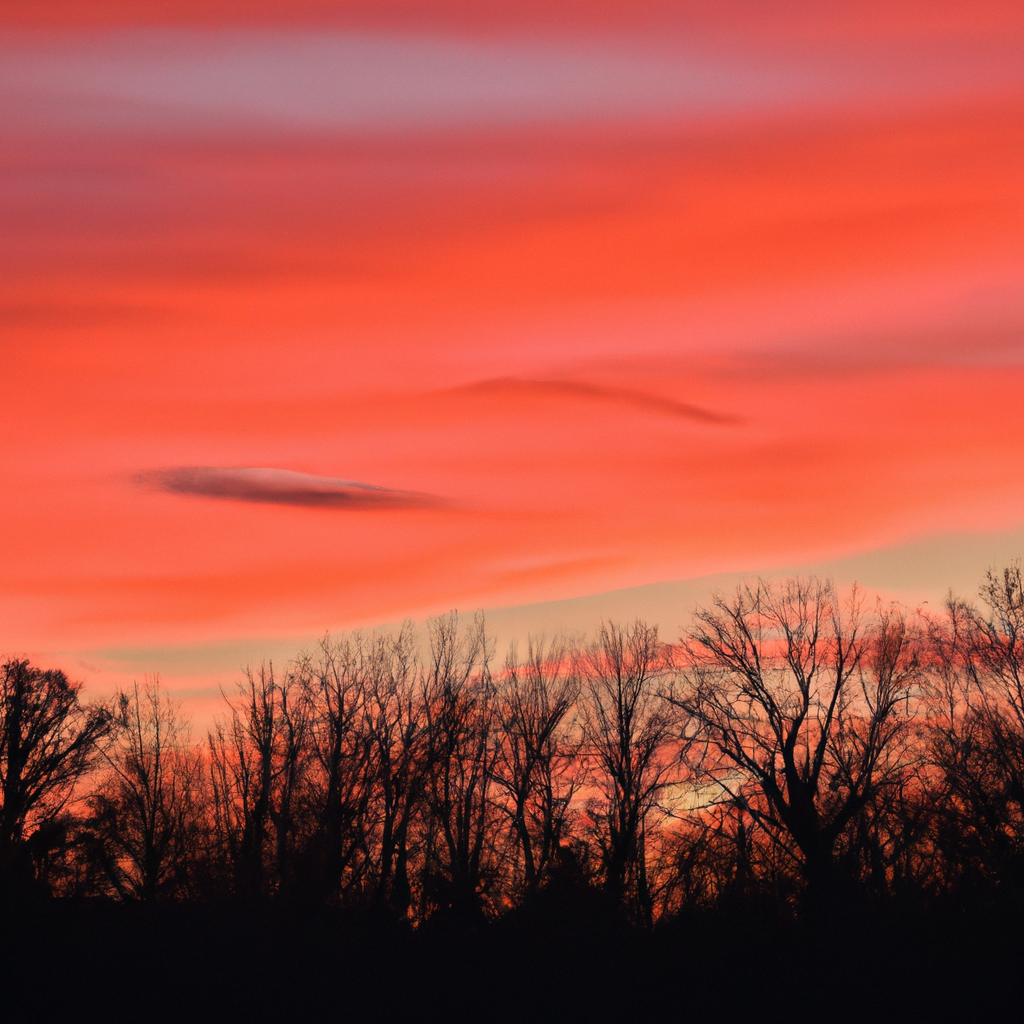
[3,1,1024,703]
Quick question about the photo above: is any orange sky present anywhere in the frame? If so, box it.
[3,1,1024,702]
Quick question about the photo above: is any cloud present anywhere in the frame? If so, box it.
[0,30,811,136]
[137,467,439,509]
[458,377,741,424]
[5,27,1023,141]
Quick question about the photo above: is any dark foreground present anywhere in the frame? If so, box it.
[2,893,1020,1023]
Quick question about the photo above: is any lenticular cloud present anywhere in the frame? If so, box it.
[139,467,436,509]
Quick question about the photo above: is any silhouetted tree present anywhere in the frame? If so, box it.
[492,636,582,896]
[421,612,498,920]
[206,663,306,898]
[296,634,376,901]
[656,800,769,913]
[926,564,1024,893]
[676,578,920,908]
[357,625,425,915]
[578,621,679,926]
[0,659,110,895]
[87,677,200,899]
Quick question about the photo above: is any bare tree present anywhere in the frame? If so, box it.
[206,663,306,898]
[0,659,111,894]
[577,621,679,926]
[492,636,582,896]
[88,677,200,900]
[358,624,425,915]
[296,634,376,901]
[675,578,920,906]
[421,611,498,920]
[926,564,1024,889]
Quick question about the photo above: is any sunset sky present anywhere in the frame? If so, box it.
[3,1,1024,707]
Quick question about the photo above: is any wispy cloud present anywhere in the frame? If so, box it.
[137,467,439,509]
[6,28,1021,138]
[0,31,808,135]
[458,378,741,424]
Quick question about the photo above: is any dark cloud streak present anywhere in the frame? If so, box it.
[137,467,440,509]
[459,377,741,424]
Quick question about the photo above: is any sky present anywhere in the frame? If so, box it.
[3,1,1024,709]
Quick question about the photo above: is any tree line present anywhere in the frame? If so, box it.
[4,565,1024,922]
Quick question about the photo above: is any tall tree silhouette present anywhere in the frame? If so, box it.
[88,677,200,899]
[297,634,375,901]
[0,659,110,894]
[676,578,919,906]
[421,612,497,920]
[207,664,306,898]
[357,625,425,915]
[927,564,1024,890]
[493,636,581,896]
[578,621,678,926]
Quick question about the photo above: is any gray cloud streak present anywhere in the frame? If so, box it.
[138,467,439,509]
[460,377,741,424]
